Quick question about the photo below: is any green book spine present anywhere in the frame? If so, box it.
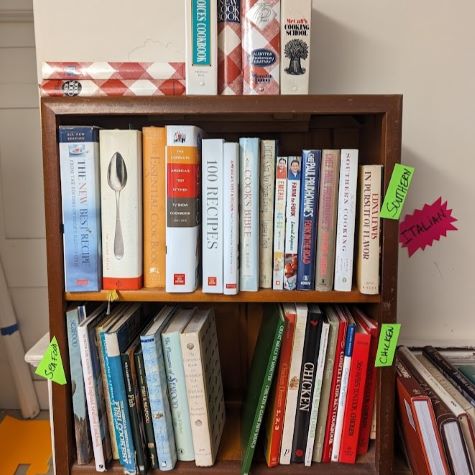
[241,305,286,475]
[458,365,475,385]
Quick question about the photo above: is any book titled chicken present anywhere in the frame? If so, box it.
[166,126,203,292]
[242,0,280,94]
[100,130,142,290]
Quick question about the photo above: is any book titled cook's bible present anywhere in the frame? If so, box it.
[241,304,285,475]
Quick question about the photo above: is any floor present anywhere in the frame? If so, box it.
[0,410,53,475]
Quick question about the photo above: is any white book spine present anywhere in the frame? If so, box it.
[166,126,203,292]
[239,138,260,291]
[185,0,218,94]
[357,165,382,295]
[223,143,239,295]
[283,156,301,290]
[272,157,288,289]
[331,353,352,461]
[78,325,106,472]
[280,0,311,94]
[304,321,330,466]
[181,331,213,466]
[100,130,142,289]
[202,139,224,293]
[280,303,308,464]
[334,149,359,291]
[259,140,276,288]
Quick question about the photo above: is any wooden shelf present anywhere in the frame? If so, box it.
[65,288,381,303]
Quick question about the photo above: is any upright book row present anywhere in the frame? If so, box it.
[67,303,225,474]
[60,125,383,295]
[396,346,475,475]
[242,303,379,474]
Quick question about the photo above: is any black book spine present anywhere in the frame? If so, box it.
[134,348,159,470]
[423,346,475,406]
[291,305,323,463]
[122,352,148,474]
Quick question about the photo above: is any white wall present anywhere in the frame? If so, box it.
[6,0,469,411]
[0,0,49,409]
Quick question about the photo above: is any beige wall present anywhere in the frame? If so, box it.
[2,0,467,408]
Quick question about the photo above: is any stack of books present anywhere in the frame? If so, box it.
[68,303,225,473]
[396,346,475,475]
[59,125,383,296]
[242,304,379,473]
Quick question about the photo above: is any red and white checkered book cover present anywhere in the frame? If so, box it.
[218,0,243,95]
[40,79,185,97]
[41,61,185,80]
[242,0,280,95]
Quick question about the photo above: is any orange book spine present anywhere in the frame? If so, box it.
[143,127,166,288]
[265,308,296,467]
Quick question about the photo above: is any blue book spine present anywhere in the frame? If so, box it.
[103,332,136,473]
[297,150,322,290]
[162,332,195,461]
[59,126,101,291]
[239,137,260,291]
[141,334,177,471]
[66,307,93,464]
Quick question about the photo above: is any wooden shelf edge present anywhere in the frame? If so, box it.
[65,288,381,304]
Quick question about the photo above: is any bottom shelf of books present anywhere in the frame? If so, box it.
[65,301,395,475]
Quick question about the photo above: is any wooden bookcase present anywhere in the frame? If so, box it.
[41,95,404,475]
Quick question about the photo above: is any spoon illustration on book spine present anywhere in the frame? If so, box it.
[107,152,127,259]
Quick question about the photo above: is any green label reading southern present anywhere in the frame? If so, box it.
[192,0,211,66]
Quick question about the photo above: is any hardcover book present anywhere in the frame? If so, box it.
[239,138,260,291]
[283,156,301,290]
[264,303,297,467]
[291,305,323,463]
[280,0,311,94]
[77,303,111,472]
[242,0,280,94]
[181,308,226,466]
[100,129,143,290]
[134,348,159,469]
[315,149,341,291]
[166,126,203,292]
[272,156,288,289]
[141,306,178,471]
[259,140,276,289]
[357,165,382,295]
[66,305,93,464]
[242,304,285,475]
[59,126,101,292]
[202,139,224,293]
[223,142,240,294]
[143,127,166,289]
[161,308,196,461]
[186,0,218,94]
[218,0,243,94]
[280,303,308,464]
[297,150,321,290]
[334,149,359,292]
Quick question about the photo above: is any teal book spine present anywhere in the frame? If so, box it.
[162,331,195,461]
[141,334,177,471]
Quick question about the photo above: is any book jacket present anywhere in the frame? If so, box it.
[59,126,101,292]
[272,156,287,289]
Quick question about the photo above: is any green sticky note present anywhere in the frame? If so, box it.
[380,164,415,220]
[375,323,401,367]
[35,336,67,385]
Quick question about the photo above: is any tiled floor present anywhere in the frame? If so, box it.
[0,410,53,475]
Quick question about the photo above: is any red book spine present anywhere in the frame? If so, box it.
[265,309,297,466]
[357,324,379,455]
[322,318,347,462]
[339,332,371,463]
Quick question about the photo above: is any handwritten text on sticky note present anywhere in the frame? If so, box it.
[380,164,415,220]
[35,336,67,385]
[375,324,401,367]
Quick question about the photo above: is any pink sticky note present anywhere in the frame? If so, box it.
[399,197,458,257]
